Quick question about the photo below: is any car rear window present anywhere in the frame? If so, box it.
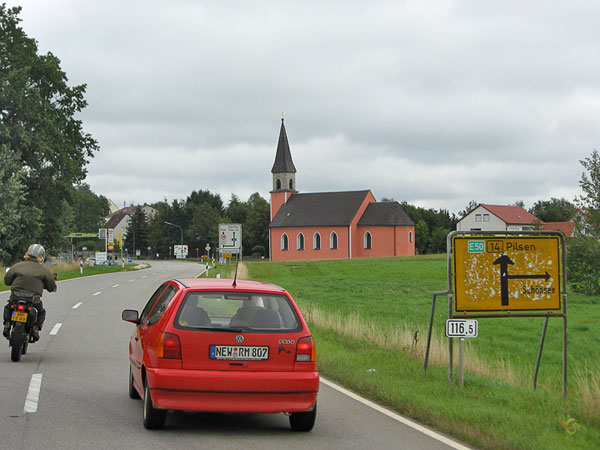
[174,292,302,333]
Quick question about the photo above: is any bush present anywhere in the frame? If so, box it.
[567,236,600,294]
[251,245,265,258]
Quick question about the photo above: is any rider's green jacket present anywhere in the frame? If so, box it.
[4,260,56,297]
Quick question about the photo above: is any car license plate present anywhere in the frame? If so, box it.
[209,345,269,361]
[11,311,28,323]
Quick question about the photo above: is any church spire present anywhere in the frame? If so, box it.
[271,118,297,174]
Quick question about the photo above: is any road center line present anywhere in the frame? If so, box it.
[128,279,134,282]
[93,291,101,296]
[72,302,83,309]
[319,377,470,450]
[49,323,62,335]
[24,374,43,413]
[112,284,120,288]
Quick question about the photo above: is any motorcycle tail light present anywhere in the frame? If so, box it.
[17,304,25,312]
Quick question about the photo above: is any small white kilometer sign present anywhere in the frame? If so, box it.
[445,319,478,338]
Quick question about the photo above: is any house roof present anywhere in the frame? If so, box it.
[542,221,575,237]
[105,210,129,229]
[358,202,415,226]
[479,204,540,225]
[270,190,372,228]
[271,119,296,174]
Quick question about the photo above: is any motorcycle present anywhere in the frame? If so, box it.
[7,295,39,362]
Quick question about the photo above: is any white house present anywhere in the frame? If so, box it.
[457,204,541,232]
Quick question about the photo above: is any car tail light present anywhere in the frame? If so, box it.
[295,336,315,362]
[157,332,181,359]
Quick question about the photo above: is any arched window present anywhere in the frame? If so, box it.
[364,231,372,249]
[281,233,288,251]
[409,231,413,243]
[276,179,281,190]
[330,231,338,250]
[289,179,294,190]
[297,233,305,250]
[313,232,321,250]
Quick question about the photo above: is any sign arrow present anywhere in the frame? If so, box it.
[493,255,551,306]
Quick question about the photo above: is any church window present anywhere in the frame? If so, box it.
[289,179,293,190]
[330,232,338,250]
[281,233,288,251]
[364,231,372,249]
[313,232,321,250]
[276,179,282,190]
[409,231,413,243]
[297,233,305,250]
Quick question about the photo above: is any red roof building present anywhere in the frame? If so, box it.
[269,119,415,261]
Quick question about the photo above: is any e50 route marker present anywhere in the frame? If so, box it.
[452,234,563,313]
[445,319,478,338]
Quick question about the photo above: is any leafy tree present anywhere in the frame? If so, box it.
[567,236,600,295]
[245,193,270,254]
[576,149,600,236]
[0,5,98,251]
[189,203,218,254]
[402,202,457,254]
[225,194,249,224]
[185,190,224,217]
[69,184,110,232]
[529,198,576,223]
[458,200,478,218]
[0,148,41,264]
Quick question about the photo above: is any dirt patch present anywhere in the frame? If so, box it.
[235,262,248,280]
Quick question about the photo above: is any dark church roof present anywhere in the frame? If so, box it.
[357,202,415,226]
[270,190,371,228]
[271,119,296,174]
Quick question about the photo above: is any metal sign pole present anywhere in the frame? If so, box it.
[458,338,465,387]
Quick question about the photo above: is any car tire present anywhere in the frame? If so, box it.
[289,401,317,432]
[129,366,141,400]
[143,382,166,429]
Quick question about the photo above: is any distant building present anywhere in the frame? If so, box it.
[457,203,574,237]
[105,204,157,241]
[107,199,120,214]
[269,119,415,261]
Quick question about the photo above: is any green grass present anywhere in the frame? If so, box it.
[0,262,142,291]
[215,257,600,449]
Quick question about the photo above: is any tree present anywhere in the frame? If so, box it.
[0,148,41,264]
[576,149,600,236]
[70,184,110,232]
[225,194,249,224]
[530,198,576,223]
[189,203,218,253]
[124,207,150,257]
[0,5,99,251]
[458,200,478,218]
[245,193,270,255]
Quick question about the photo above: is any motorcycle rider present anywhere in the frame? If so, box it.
[3,244,57,341]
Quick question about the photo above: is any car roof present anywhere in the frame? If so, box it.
[170,278,287,294]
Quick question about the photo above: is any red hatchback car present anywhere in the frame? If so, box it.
[122,278,319,430]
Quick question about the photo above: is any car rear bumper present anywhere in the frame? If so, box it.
[146,368,319,413]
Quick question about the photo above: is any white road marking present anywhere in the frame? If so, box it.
[128,279,134,282]
[72,302,83,309]
[320,377,470,450]
[24,374,43,413]
[49,323,62,335]
[142,276,147,279]
[93,292,101,296]
[112,284,120,288]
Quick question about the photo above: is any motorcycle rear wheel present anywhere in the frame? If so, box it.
[9,323,24,362]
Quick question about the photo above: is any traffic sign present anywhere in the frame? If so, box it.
[219,224,242,254]
[446,319,478,338]
[452,234,563,313]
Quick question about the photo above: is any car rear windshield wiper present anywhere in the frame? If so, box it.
[203,326,248,333]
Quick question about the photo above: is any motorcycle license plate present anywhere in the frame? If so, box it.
[11,311,28,323]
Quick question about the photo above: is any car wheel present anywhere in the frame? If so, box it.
[143,382,166,429]
[289,401,317,432]
[129,366,141,400]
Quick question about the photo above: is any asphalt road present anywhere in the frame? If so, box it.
[0,261,469,449]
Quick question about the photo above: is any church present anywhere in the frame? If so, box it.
[269,119,415,261]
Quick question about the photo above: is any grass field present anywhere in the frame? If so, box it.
[216,256,600,449]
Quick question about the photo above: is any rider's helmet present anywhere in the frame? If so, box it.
[25,244,45,263]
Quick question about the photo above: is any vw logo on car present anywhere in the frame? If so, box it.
[235,334,245,344]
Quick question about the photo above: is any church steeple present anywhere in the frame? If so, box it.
[271,118,297,192]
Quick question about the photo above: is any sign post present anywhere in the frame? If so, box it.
[424,231,567,396]
[218,224,242,261]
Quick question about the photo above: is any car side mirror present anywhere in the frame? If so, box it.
[122,309,140,324]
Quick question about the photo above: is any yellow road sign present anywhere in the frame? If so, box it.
[452,235,563,313]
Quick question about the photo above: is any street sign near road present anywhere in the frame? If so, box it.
[452,234,563,313]
[219,224,242,254]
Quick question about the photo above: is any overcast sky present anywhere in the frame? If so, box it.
[10,0,600,214]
